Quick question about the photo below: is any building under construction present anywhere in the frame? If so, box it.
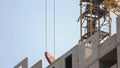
[14,0,120,68]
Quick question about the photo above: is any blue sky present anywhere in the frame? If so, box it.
[0,0,117,68]
[0,0,80,68]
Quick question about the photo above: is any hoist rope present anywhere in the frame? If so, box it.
[53,0,56,57]
[45,0,56,57]
[45,0,47,51]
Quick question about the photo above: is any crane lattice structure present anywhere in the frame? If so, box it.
[79,0,120,43]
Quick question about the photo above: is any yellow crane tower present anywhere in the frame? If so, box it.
[79,0,120,43]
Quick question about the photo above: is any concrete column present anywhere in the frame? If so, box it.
[116,15,120,68]
[14,57,28,68]
[116,15,120,44]
[117,45,120,68]
[31,60,42,68]
[79,32,99,68]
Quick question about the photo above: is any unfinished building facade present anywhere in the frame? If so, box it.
[47,16,120,68]
[14,14,120,68]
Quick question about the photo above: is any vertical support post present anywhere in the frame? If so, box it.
[90,0,93,36]
[108,2,111,37]
[98,17,100,44]
[116,15,120,68]
[98,5,100,44]
[80,0,83,42]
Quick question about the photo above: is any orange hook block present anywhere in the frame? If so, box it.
[45,52,55,64]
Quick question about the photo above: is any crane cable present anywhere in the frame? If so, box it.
[45,0,56,57]
[53,0,56,57]
[45,0,47,51]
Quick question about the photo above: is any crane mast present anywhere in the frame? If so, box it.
[79,0,120,43]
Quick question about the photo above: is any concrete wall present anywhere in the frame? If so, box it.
[110,63,117,68]
[14,57,28,68]
[98,34,117,59]
[88,61,99,68]
[47,45,79,68]
[78,32,99,68]
[46,32,119,68]
[31,60,42,68]
[117,45,120,68]
[47,32,100,68]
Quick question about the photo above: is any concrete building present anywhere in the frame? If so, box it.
[46,16,120,68]
[14,15,120,68]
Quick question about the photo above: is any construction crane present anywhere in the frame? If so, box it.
[79,0,120,43]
